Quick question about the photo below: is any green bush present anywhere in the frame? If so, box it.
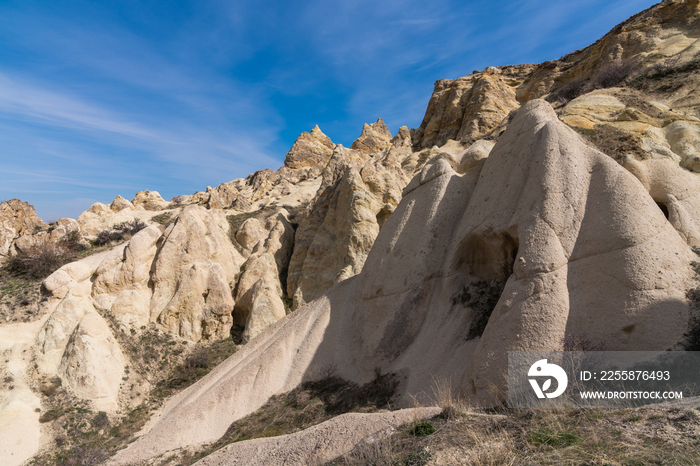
[411,422,435,437]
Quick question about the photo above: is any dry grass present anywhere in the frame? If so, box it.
[324,378,700,465]
[325,404,700,466]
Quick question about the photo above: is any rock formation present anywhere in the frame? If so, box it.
[6,2,700,464]
[350,118,393,153]
[110,100,696,463]
[0,199,47,259]
[284,125,335,170]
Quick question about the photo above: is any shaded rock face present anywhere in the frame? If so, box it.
[113,101,696,463]
[284,125,335,170]
[0,199,47,258]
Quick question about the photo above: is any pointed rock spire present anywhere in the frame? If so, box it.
[284,125,335,169]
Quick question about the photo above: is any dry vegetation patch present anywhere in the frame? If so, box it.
[29,331,238,466]
[571,124,647,161]
[325,405,700,465]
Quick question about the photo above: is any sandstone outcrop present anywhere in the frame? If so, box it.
[111,100,696,463]
[0,199,47,258]
[110,195,134,212]
[284,125,335,170]
[350,118,393,153]
[412,70,522,149]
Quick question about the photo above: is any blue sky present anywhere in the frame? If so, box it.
[0,0,658,220]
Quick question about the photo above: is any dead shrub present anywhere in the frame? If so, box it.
[555,79,586,103]
[59,444,110,466]
[93,219,146,246]
[593,59,636,88]
[91,411,110,430]
[6,242,73,279]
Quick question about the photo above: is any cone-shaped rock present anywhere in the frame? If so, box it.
[284,125,335,169]
[351,118,393,153]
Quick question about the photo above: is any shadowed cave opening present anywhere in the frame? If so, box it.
[452,232,518,340]
[656,201,669,220]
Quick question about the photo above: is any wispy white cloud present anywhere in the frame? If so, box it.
[0,73,162,140]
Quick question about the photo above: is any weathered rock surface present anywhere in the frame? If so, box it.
[351,118,393,153]
[286,143,409,309]
[233,213,295,341]
[111,100,696,463]
[0,318,45,466]
[412,70,521,149]
[131,190,169,211]
[110,195,134,212]
[622,154,700,246]
[58,309,125,412]
[0,199,47,258]
[284,125,335,170]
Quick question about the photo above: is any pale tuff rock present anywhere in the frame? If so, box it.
[284,125,335,169]
[148,206,243,341]
[131,190,169,211]
[33,205,299,413]
[350,118,393,153]
[0,319,44,466]
[235,217,266,251]
[458,139,495,174]
[110,195,134,212]
[191,408,441,466]
[0,199,47,258]
[48,217,80,242]
[112,101,695,462]
[286,143,409,309]
[58,309,125,412]
[77,201,164,238]
[391,125,412,148]
[234,214,295,341]
[36,292,93,375]
[464,101,693,402]
[194,166,321,213]
[622,154,700,246]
